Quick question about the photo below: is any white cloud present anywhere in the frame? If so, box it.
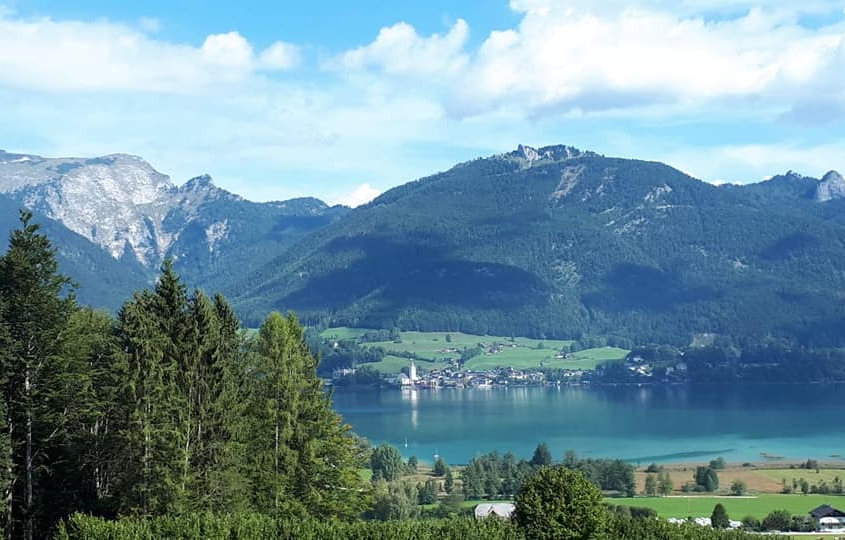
[259,41,301,69]
[200,31,253,67]
[331,183,383,207]
[336,19,470,78]
[444,5,845,117]
[0,13,300,93]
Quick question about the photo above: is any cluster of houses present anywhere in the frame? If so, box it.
[391,362,551,389]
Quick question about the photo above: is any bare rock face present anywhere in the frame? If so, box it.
[815,170,845,202]
[0,150,226,267]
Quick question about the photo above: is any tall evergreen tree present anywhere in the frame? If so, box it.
[117,264,249,515]
[0,211,77,540]
[241,311,367,520]
[0,296,10,540]
[56,308,126,517]
[117,263,189,515]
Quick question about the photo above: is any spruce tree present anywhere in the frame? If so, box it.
[117,267,188,515]
[0,211,76,540]
[0,297,10,540]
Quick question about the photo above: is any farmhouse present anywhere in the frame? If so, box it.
[474,502,515,520]
[810,504,845,532]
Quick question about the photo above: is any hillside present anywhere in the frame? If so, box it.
[231,145,845,346]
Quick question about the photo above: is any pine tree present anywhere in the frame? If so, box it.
[0,211,77,540]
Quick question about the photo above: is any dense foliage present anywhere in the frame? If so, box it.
[513,466,607,540]
[59,510,772,540]
[461,449,635,500]
[0,215,367,539]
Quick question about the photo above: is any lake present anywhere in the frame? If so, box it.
[332,384,845,465]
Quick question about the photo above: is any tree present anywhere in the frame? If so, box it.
[0,296,9,540]
[709,457,726,470]
[644,474,657,496]
[240,311,367,520]
[407,455,418,472]
[657,471,673,496]
[730,479,747,496]
[417,479,437,504]
[741,515,761,531]
[117,264,190,515]
[762,509,792,531]
[513,466,606,540]
[0,211,78,540]
[370,444,404,482]
[694,466,719,492]
[710,503,730,528]
[530,443,552,467]
[370,480,415,521]
[444,469,454,494]
[433,456,448,477]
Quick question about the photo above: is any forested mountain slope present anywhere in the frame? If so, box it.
[232,145,845,346]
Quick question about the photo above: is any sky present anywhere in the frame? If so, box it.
[1,1,844,206]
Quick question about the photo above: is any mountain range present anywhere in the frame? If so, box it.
[0,149,349,309]
[2,145,844,346]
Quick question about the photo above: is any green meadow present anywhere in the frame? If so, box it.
[324,328,629,373]
[609,493,840,520]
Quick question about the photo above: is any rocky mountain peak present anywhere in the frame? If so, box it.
[504,144,593,168]
[0,151,176,265]
[815,170,845,202]
[182,174,215,191]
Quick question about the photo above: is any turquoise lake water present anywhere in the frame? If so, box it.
[332,384,845,465]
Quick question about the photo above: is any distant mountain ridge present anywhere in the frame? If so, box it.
[225,144,845,346]
[2,144,844,346]
[0,148,349,308]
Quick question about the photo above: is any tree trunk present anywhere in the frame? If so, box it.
[24,366,32,540]
[4,416,13,540]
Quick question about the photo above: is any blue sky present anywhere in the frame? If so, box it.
[1,1,844,205]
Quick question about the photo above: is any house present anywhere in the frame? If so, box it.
[474,502,515,520]
[810,504,845,532]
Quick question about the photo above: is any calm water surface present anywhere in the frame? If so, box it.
[332,384,845,465]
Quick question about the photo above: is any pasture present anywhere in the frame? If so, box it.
[327,327,628,373]
[609,493,841,520]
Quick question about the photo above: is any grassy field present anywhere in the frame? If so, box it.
[320,327,377,340]
[609,493,841,519]
[325,327,628,373]
[755,468,845,487]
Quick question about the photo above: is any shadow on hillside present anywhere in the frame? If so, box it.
[278,234,552,312]
[583,262,722,312]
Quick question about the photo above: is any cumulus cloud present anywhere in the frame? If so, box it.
[260,41,301,70]
[0,12,299,93]
[335,19,470,78]
[331,183,383,207]
[328,2,844,123]
[445,4,845,117]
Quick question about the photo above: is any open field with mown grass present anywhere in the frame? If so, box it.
[324,327,628,373]
[609,493,843,520]
[320,326,378,340]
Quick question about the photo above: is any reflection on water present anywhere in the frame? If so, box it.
[333,384,845,465]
